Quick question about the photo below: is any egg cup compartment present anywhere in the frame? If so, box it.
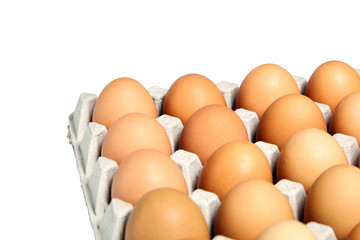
[170,149,202,194]
[333,133,360,166]
[307,222,337,240]
[275,179,307,221]
[68,72,360,240]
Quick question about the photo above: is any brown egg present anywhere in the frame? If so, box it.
[125,188,210,240]
[330,91,360,146]
[256,94,327,150]
[277,128,348,193]
[101,113,172,165]
[163,73,226,124]
[236,64,300,119]
[305,60,360,112]
[111,149,187,205]
[214,179,295,240]
[93,77,157,129]
[304,165,360,240]
[346,222,360,240]
[179,104,248,165]
[256,220,317,240]
[197,140,272,200]
[180,238,210,240]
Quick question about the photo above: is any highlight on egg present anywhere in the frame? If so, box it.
[101,112,172,165]
[276,128,348,193]
[256,94,327,150]
[124,188,210,240]
[256,220,317,240]
[330,91,360,146]
[197,140,272,200]
[304,165,360,240]
[163,73,226,124]
[305,60,360,112]
[92,77,158,129]
[111,149,188,205]
[179,104,248,165]
[236,63,300,119]
[214,179,295,240]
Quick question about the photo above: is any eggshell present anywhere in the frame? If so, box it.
[163,73,226,124]
[236,63,300,119]
[304,165,360,240]
[180,238,210,240]
[305,60,360,112]
[277,128,348,193]
[93,77,157,129]
[214,179,295,240]
[125,188,210,240]
[179,104,248,165]
[346,222,360,240]
[197,140,272,200]
[256,94,327,150]
[111,149,188,205]
[256,220,317,240]
[330,91,360,146]
[101,113,172,165]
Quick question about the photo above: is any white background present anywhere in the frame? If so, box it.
[1,0,359,239]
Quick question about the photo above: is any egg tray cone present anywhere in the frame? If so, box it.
[67,72,360,240]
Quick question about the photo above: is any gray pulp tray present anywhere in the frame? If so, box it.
[67,74,360,240]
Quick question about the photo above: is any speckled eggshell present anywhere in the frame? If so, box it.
[111,149,188,205]
[101,113,172,165]
[163,73,226,124]
[256,94,327,150]
[305,60,360,112]
[179,104,248,165]
[277,128,348,193]
[93,77,158,129]
[236,63,300,119]
[214,179,295,240]
[330,91,360,146]
[304,165,360,240]
[198,140,272,200]
[125,188,210,240]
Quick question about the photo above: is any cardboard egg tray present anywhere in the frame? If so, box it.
[67,71,360,240]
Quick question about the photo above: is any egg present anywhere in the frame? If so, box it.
[256,94,327,150]
[304,60,360,112]
[330,91,360,146]
[277,128,348,193]
[101,113,172,165]
[214,179,294,240]
[304,165,360,240]
[179,104,248,165]
[111,149,187,205]
[125,188,210,240]
[236,63,300,119]
[180,238,210,240]
[93,77,157,129]
[162,73,226,124]
[346,222,360,240]
[197,140,272,200]
[256,220,317,240]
